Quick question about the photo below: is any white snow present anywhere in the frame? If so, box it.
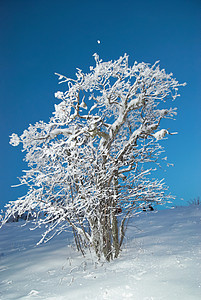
[153,129,168,140]
[9,133,20,147]
[54,91,64,99]
[0,206,201,300]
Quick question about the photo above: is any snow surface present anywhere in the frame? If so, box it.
[0,206,200,300]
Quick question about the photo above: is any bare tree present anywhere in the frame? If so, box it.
[1,54,185,261]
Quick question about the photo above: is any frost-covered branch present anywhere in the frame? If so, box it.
[1,54,185,261]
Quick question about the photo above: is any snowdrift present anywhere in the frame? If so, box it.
[0,206,200,299]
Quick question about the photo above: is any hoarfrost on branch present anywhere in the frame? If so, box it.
[1,54,185,261]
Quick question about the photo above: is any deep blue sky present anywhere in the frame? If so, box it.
[0,0,200,210]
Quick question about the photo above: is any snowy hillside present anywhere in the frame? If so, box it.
[0,206,200,300]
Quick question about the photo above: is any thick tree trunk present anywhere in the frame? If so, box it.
[102,215,112,261]
[77,213,121,261]
[112,213,120,258]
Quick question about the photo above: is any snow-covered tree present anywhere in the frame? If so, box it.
[1,54,185,261]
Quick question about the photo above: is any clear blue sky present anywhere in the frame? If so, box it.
[0,0,200,209]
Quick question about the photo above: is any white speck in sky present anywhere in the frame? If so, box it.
[97,40,101,44]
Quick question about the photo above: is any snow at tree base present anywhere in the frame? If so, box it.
[0,54,186,261]
[0,206,200,299]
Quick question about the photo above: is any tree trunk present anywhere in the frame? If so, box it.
[112,213,120,258]
[102,215,112,261]
[89,217,101,260]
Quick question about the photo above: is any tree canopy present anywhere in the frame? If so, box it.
[1,54,185,260]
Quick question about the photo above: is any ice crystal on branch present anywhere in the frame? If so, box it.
[1,54,185,261]
[9,133,20,146]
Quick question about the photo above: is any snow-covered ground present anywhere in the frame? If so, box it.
[0,206,200,300]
